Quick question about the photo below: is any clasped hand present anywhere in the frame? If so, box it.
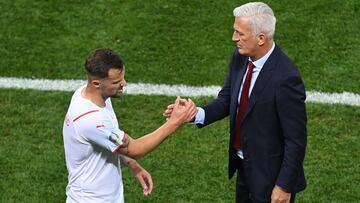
[163,96,197,124]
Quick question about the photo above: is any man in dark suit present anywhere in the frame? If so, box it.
[164,2,307,203]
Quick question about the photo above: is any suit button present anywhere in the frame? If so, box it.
[243,135,247,143]
[243,153,250,161]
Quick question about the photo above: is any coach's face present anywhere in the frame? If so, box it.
[232,17,258,58]
[100,67,126,98]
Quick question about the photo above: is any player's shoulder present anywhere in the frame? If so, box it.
[69,100,106,125]
[72,108,103,124]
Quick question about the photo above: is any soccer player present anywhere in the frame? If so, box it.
[62,48,197,202]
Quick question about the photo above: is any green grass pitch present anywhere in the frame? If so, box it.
[0,0,359,202]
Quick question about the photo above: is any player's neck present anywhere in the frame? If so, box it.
[83,85,106,108]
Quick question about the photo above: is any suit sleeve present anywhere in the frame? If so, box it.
[199,49,241,127]
[200,65,232,127]
[275,74,307,192]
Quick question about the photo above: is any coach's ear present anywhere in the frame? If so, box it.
[257,32,266,46]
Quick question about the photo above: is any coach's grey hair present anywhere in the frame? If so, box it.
[233,2,276,39]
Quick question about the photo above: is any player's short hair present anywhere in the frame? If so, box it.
[233,2,276,39]
[85,48,124,78]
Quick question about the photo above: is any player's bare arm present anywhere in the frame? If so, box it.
[117,97,197,159]
[119,155,153,196]
[119,155,144,175]
[117,134,132,155]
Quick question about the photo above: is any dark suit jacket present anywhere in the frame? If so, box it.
[198,45,307,201]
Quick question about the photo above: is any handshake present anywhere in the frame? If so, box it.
[163,96,198,126]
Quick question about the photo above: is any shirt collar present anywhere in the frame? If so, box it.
[250,42,275,69]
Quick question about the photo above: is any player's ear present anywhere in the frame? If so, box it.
[92,79,101,88]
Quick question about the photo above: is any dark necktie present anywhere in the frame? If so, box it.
[233,61,254,149]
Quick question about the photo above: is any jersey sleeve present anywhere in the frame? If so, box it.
[74,112,127,154]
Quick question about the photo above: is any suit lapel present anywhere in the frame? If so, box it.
[233,63,247,102]
[230,55,247,128]
[242,46,279,120]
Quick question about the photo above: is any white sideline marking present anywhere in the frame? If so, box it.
[0,77,359,106]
